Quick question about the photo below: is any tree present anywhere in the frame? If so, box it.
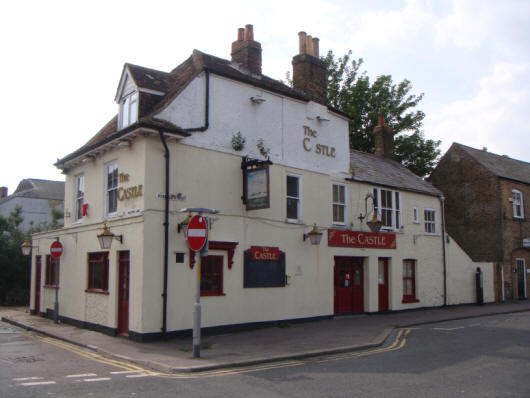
[0,206,30,305]
[324,50,441,177]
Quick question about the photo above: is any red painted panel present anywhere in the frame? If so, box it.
[34,256,41,314]
[328,229,396,249]
[378,258,389,311]
[334,257,364,314]
[118,252,130,336]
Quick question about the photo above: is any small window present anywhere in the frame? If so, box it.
[120,92,138,129]
[402,259,417,303]
[373,188,401,230]
[286,175,301,221]
[45,255,59,287]
[201,255,223,296]
[412,207,419,223]
[74,174,84,221]
[87,252,109,292]
[105,161,118,217]
[424,209,437,234]
[512,190,524,219]
[332,183,346,224]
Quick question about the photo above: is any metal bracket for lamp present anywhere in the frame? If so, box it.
[303,224,323,245]
[178,211,193,234]
[358,193,383,233]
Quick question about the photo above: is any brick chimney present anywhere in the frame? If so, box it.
[0,186,7,199]
[231,24,262,75]
[374,116,395,159]
[292,31,327,103]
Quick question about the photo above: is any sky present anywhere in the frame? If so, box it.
[1,0,529,194]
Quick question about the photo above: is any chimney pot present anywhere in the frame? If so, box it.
[306,35,313,56]
[378,115,384,127]
[292,31,327,103]
[298,31,307,54]
[312,37,319,57]
[237,27,244,41]
[231,24,262,75]
[245,24,254,41]
[0,186,8,199]
[374,116,395,159]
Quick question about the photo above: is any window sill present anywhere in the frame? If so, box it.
[44,285,59,289]
[402,298,420,304]
[72,219,84,225]
[201,292,226,297]
[285,219,303,224]
[424,233,440,237]
[85,289,109,295]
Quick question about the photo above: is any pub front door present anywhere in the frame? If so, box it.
[334,257,364,314]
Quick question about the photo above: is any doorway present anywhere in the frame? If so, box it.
[516,259,526,299]
[117,251,130,336]
[34,255,41,315]
[378,258,389,311]
[334,257,364,314]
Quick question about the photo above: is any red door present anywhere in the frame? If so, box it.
[378,258,389,311]
[34,256,41,315]
[334,257,364,314]
[117,251,130,336]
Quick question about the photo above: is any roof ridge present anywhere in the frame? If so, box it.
[454,142,529,165]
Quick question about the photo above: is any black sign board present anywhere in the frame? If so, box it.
[244,246,285,288]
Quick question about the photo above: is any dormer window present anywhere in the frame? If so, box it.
[119,92,138,129]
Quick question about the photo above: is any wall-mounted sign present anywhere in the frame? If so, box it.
[156,193,187,201]
[241,157,272,211]
[522,238,530,248]
[302,125,336,158]
[244,246,285,288]
[118,185,143,201]
[328,229,396,249]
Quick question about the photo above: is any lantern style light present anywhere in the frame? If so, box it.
[20,238,33,256]
[367,213,383,233]
[97,222,123,250]
[303,223,323,245]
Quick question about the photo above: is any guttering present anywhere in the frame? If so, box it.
[159,131,170,334]
[440,195,447,306]
[183,70,210,132]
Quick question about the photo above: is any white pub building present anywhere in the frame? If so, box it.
[29,26,494,341]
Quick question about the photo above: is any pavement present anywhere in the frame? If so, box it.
[2,301,530,373]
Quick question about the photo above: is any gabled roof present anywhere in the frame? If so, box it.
[57,49,348,169]
[451,143,530,185]
[0,179,64,205]
[349,150,441,197]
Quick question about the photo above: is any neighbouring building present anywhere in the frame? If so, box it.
[0,179,64,231]
[430,143,530,301]
[29,26,492,341]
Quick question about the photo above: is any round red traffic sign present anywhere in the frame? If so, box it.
[50,241,63,259]
[186,215,208,252]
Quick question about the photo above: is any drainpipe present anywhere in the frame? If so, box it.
[440,196,447,306]
[159,131,170,334]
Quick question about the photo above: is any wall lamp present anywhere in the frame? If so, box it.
[358,193,383,233]
[250,95,266,104]
[303,224,323,245]
[97,222,123,250]
[178,211,193,234]
[20,238,38,256]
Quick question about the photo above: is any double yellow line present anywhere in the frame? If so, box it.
[34,328,411,379]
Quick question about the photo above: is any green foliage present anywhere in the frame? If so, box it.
[231,131,246,151]
[323,50,441,177]
[0,206,30,306]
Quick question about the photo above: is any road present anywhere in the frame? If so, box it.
[1,312,529,397]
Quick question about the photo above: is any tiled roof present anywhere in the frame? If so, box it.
[0,179,64,204]
[453,143,530,185]
[349,150,441,196]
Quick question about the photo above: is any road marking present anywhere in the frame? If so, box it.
[81,377,111,382]
[12,377,44,381]
[433,326,465,331]
[110,370,136,374]
[65,373,97,378]
[126,374,154,378]
[20,381,56,386]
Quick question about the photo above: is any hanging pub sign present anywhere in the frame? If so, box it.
[244,246,286,288]
[241,156,272,211]
[328,229,396,249]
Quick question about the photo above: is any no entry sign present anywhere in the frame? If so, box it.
[186,215,208,252]
[50,241,63,259]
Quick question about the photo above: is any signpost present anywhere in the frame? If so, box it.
[182,209,218,358]
[49,240,62,323]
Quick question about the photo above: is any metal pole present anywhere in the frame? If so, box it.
[54,260,60,324]
[193,250,201,358]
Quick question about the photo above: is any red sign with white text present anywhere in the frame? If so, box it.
[50,241,63,258]
[328,229,396,249]
[246,246,284,261]
[186,215,208,252]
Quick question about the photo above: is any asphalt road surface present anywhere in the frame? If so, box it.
[1,312,529,397]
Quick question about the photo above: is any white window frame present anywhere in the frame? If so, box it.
[74,174,84,222]
[373,188,401,231]
[511,189,524,219]
[332,183,346,225]
[104,161,118,218]
[424,208,437,235]
[119,92,138,129]
[412,207,419,224]
[286,174,302,223]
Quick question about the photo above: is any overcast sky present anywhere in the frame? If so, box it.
[1,0,529,194]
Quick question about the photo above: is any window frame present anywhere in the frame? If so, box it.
[45,255,59,288]
[424,208,437,235]
[74,174,85,222]
[119,91,138,129]
[104,161,118,218]
[286,173,302,222]
[402,259,418,303]
[512,189,524,219]
[200,255,224,296]
[332,182,346,225]
[373,187,401,231]
[87,252,109,293]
